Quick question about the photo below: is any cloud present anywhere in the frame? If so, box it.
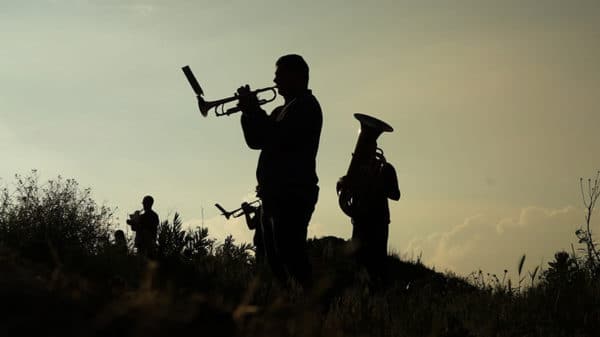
[405,205,589,276]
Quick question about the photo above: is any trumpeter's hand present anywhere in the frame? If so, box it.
[241,202,253,214]
[236,85,259,115]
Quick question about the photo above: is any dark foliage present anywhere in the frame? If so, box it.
[1,172,599,336]
[0,171,114,266]
[542,251,584,287]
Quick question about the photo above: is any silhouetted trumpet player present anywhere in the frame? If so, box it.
[337,114,400,273]
[182,55,322,288]
[215,200,264,263]
[236,54,322,288]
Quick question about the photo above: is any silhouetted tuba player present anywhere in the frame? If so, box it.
[337,114,400,272]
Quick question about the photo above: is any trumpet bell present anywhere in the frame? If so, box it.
[196,96,214,117]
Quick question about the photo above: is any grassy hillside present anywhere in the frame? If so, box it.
[1,172,599,337]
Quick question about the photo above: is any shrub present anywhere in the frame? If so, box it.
[156,213,187,259]
[156,213,217,260]
[541,251,583,287]
[0,171,114,265]
[183,226,215,259]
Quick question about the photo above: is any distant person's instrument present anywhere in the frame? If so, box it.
[126,210,143,230]
[337,113,393,217]
[182,65,277,117]
[215,199,260,220]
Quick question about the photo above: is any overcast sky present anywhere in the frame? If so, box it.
[1,0,599,276]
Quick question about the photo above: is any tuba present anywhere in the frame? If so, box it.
[337,113,393,217]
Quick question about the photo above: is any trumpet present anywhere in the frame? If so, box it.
[182,65,277,117]
[215,199,261,220]
[126,209,143,230]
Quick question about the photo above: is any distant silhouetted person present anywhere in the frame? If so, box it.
[237,54,322,288]
[347,151,400,273]
[114,229,128,255]
[127,195,159,257]
[241,201,265,265]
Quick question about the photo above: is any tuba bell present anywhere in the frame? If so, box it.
[337,113,393,217]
